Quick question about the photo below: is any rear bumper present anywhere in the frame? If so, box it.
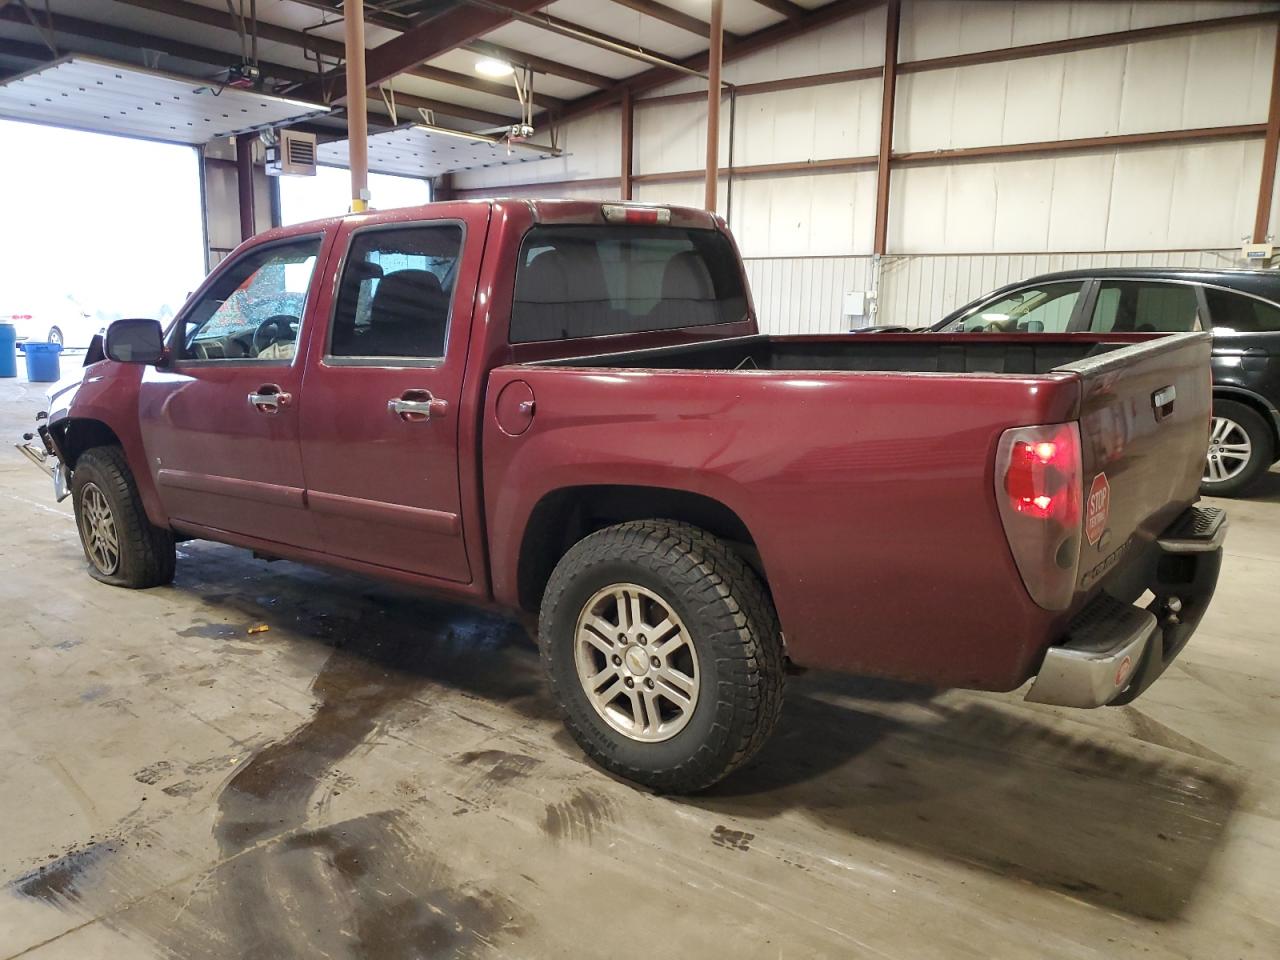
[1025,506,1226,708]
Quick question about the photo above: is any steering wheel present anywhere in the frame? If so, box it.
[252,314,298,355]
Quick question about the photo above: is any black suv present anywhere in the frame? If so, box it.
[932,268,1280,497]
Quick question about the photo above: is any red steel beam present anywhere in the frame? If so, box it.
[621,87,634,200]
[299,0,554,105]
[748,0,806,18]
[1255,27,1280,243]
[873,0,900,255]
[705,0,724,212]
[607,0,739,42]
[235,133,255,240]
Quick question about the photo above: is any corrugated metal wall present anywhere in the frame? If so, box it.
[450,1,1280,334]
[746,249,1240,332]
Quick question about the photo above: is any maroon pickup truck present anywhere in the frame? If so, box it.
[19,199,1227,793]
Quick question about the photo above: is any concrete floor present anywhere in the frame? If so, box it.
[0,369,1277,960]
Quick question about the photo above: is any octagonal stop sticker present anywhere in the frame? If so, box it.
[1085,473,1110,545]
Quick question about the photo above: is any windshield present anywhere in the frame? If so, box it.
[939,282,1082,334]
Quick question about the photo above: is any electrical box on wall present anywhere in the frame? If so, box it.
[1241,242,1276,264]
[842,291,867,320]
[265,129,317,177]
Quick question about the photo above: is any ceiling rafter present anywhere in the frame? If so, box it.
[605,0,741,42]
[110,0,564,110]
[560,0,884,124]
[296,0,555,104]
[748,0,807,19]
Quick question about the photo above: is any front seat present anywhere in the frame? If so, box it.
[364,269,450,357]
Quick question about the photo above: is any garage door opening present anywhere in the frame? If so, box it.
[0,118,205,347]
[278,165,430,226]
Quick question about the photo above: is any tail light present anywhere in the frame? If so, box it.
[994,422,1083,610]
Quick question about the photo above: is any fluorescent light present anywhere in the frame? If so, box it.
[475,58,513,77]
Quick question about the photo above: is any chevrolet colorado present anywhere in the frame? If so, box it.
[18,199,1227,792]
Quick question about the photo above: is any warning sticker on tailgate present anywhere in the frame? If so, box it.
[1086,473,1110,546]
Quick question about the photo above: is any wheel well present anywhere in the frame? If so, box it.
[516,485,760,613]
[50,418,122,469]
[1214,390,1280,454]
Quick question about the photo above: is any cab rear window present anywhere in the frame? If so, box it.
[510,225,748,343]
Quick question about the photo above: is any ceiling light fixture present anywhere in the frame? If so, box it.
[475,58,514,77]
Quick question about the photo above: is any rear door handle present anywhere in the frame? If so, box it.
[388,389,448,423]
[248,384,291,414]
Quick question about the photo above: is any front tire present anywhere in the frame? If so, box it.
[539,520,784,794]
[72,446,176,588]
[1200,399,1273,497]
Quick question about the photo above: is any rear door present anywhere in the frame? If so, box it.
[1083,278,1203,334]
[1201,284,1280,403]
[297,211,487,583]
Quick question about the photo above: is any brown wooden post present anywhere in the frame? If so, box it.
[873,0,901,255]
[704,0,724,212]
[1255,25,1280,242]
[344,0,370,212]
[621,87,634,200]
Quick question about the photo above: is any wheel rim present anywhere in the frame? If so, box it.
[573,583,700,743]
[79,482,120,574]
[1204,417,1253,484]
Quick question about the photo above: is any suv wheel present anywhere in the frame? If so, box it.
[1200,399,1273,497]
[539,520,784,794]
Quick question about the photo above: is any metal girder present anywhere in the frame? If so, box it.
[297,0,554,104]
[463,38,612,89]
[560,0,883,123]
[748,0,806,18]
[606,0,739,42]
[111,0,563,109]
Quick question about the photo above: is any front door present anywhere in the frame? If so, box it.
[297,215,483,582]
[139,233,329,550]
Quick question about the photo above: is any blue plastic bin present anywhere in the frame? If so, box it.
[24,342,62,382]
[0,323,16,378]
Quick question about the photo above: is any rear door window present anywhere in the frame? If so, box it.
[510,226,748,343]
[1203,287,1280,333]
[1089,281,1200,333]
[951,282,1083,333]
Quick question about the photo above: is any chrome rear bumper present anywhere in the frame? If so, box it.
[1026,505,1226,709]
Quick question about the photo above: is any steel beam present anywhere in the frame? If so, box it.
[236,132,255,240]
[1256,27,1280,243]
[748,0,806,19]
[873,0,899,256]
[620,86,633,200]
[345,0,369,212]
[606,0,738,42]
[705,0,723,212]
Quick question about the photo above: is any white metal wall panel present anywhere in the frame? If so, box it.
[633,98,716,175]
[731,79,881,167]
[891,140,1266,254]
[728,171,877,258]
[743,256,875,334]
[899,1,1279,62]
[895,26,1274,153]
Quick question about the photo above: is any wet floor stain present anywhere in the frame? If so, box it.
[541,788,617,845]
[9,842,116,905]
[133,761,173,786]
[711,825,754,852]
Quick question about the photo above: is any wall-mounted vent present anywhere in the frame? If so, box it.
[266,129,317,176]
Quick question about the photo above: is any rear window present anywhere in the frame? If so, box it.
[1204,287,1280,333]
[509,225,748,343]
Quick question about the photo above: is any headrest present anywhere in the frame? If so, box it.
[662,251,715,300]
[370,269,445,327]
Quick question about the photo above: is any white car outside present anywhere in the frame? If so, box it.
[4,295,104,348]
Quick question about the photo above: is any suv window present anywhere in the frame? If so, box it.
[949,282,1082,333]
[1204,287,1280,333]
[510,225,748,343]
[180,237,320,360]
[1089,280,1199,333]
[330,224,463,359]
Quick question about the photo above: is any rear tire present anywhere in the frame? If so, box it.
[539,520,784,794]
[71,446,176,588]
[1200,399,1273,498]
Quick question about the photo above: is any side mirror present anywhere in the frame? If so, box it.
[105,318,166,364]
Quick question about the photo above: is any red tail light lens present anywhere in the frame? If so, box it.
[601,203,671,225]
[995,423,1083,610]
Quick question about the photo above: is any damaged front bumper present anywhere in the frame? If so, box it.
[1025,505,1226,708]
[16,418,70,502]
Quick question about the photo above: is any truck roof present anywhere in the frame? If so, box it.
[254,198,721,243]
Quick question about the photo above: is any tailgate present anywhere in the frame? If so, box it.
[1061,332,1212,595]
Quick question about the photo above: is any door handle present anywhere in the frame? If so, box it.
[1152,385,1176,421]
[388,389,448,423]
[248,384,292,414]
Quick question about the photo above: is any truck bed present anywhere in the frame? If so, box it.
[486,331,1213,691]
[535,331,1150,375]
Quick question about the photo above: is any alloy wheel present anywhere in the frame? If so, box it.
[573,583,700,743]
[1203,416,1252,484]
[79,482,120,575]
